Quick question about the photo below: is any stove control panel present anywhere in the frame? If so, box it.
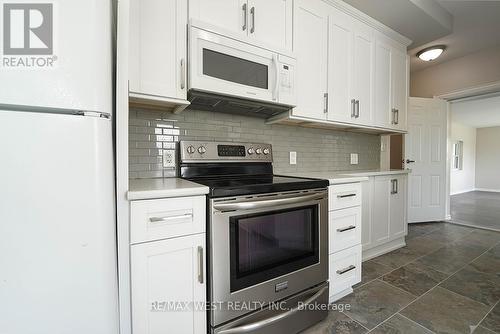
[180,141,273,162]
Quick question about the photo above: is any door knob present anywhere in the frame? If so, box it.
[406,159,416,164]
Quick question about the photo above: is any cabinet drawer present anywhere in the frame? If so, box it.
[329,183,361,211]
[130,196,205,244]
[329,245,361,296]
[329,206,361,253]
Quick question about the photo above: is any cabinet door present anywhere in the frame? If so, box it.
[392,48,408,131]
[189,0,247,38]
[371,176,391,246]
[328,8,354,123]
[129,0,187,100]
[373,35,392,128]
[131,234,206,334]
[389,176,407,240]
[293,0,329,120]
[248,0,293,51]
[352,23,374,125]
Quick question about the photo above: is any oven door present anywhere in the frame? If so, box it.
[209,189,328,327]
[189,25,281,104]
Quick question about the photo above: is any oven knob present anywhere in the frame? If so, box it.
[247,148,255,155]
[198,146,207,154]
[187,145,195,154]
[263,148,270,155]
[255,148,262,155]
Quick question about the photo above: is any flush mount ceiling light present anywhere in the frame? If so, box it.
[417,45,446,61]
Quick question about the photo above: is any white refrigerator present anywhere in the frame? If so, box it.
[0,1,119,333]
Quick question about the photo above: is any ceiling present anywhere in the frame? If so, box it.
[342,0,500,73]
[410,1,500,72]
[451,94,500,128]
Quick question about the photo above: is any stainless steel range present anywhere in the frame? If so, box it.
[179,141,329,334]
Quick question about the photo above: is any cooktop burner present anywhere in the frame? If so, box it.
[179,141,329,198]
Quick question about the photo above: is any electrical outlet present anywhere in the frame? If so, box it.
[162,150,176,168]
[289,151,297,165]
[350,153,359,165]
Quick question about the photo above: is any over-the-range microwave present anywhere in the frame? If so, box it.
[188,22,297,118]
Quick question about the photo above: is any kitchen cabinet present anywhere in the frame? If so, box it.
[189,0,293,52]
[292,0,329,120]
[129,0,189,109]
[129,195,207,334]
[131,234,206,334]
[327,182,363,302]
[373,33,408,131]
[361,174,407,260]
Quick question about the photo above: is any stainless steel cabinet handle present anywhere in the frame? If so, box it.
[213,192,325,211]
[391,108,396,124]
[395,109,399,125]
[242,3,247,31]
[180,58,186,90]
[149,213,193,223]
[391,179,398,194]
[351,99,356,118]
[250,7,255,33]
[337,193,356,198]
[355,100,360,118]
[197,246,204,284]
[337,225,356,232]
[337,265,356,275]
[324,93,328,114]
[218,285,328,334]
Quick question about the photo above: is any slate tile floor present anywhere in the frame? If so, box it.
[301,222,500,334]
[451,191,500,231]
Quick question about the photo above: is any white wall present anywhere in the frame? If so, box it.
[475,126,500,192]
[450,121,476,195]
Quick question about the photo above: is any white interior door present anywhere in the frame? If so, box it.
[406,97,448,223]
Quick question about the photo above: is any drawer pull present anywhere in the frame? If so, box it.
[336,265,356,275]
[337,193,356,199]
[337,225,356,233]
[149,213,193,223]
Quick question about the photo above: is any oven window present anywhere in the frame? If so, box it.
[230,205,319,292]
[202,49,269,89]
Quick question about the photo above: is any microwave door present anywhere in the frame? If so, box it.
[189,27,278,103]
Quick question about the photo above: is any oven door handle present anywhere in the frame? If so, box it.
[217,285,328,334]
[213,193,325,211]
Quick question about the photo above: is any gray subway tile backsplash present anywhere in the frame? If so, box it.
[129,109,381,179]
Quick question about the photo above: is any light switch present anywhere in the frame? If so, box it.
[350,153,359,165]
[290,151,297,165]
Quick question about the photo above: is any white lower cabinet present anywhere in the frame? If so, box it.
[130,196,206,334]
[361,174,407,260]
[131,233,206,334]
[327,183,362,302]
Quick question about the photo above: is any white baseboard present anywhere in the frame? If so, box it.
[474,188,500,193]
[450,189,475,195]
[362,238,406,262]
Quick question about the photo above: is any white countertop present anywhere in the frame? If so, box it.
[283,169,410,185]
[128,178,209,200]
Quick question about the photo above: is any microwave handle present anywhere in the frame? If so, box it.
[272,55,279,101]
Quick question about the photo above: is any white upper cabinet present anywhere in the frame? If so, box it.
[129,0,187,104]
[352,22,374,125]
[293,0,329,120]
[190,0,293,52]
[247,0,293,51]
[327,8,354,123]
[374,33,408,131]
[189,0,247,38]
[374,33,392,128]
[391,48,408,131]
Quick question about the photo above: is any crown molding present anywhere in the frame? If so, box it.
[323,0,413,47]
